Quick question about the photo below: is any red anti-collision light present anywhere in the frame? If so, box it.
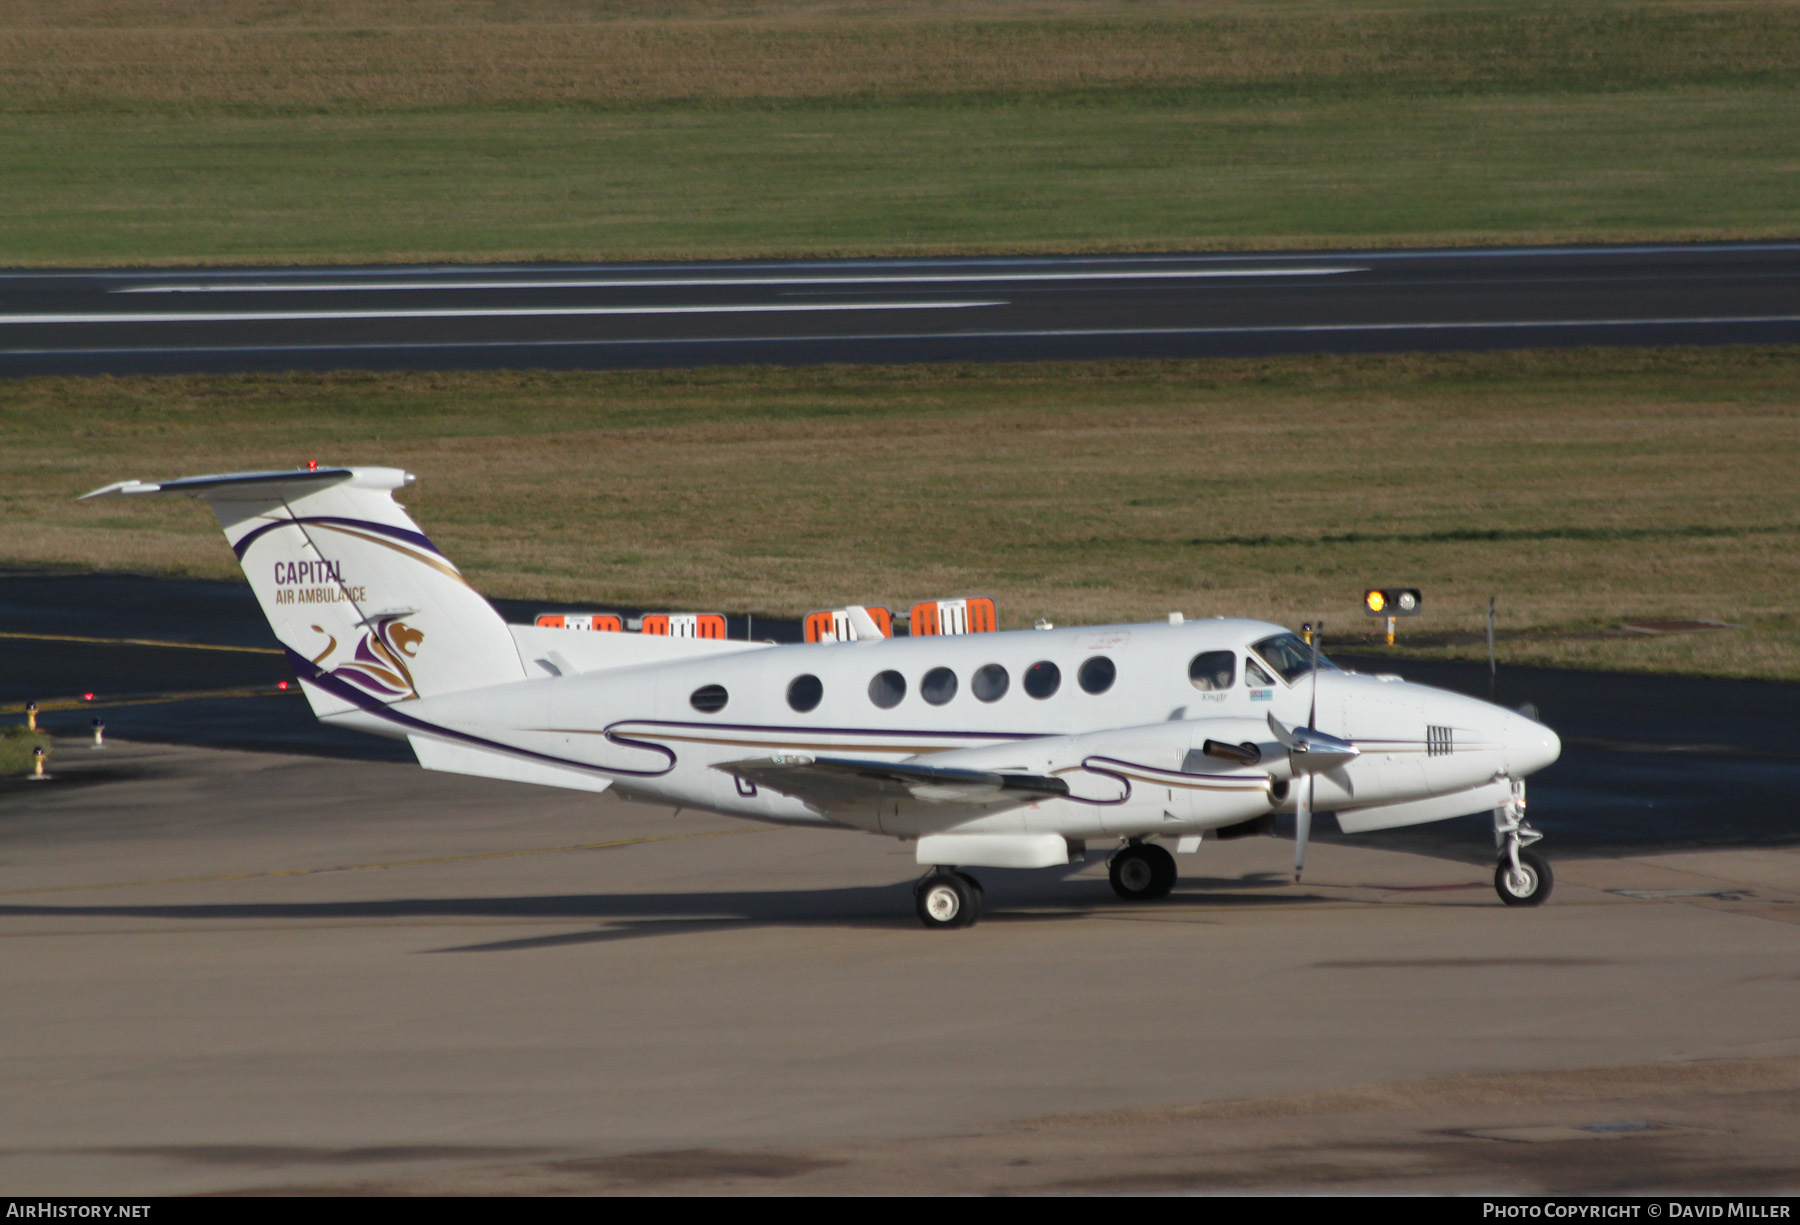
[83,692,94,701]
[278,681,289,689]
[306,460,318,472]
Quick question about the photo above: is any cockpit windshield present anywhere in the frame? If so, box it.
[1250,632,1341,685]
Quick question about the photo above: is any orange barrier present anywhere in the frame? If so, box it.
[804,606,894,644]
[641,613,728,639]
[535,613,624,632]
[909,597,997,636]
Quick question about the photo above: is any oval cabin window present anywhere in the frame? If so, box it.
[1024,660,1061,699]
[869,670,906,709]
[921,667,958,706]
[690,684,729,713]
[787,674,823,713]
[973,664,1009,702]
[1078,655,1116,694]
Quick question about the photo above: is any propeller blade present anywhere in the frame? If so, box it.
[1294,773,1313,881]
[1266,713,1296,748]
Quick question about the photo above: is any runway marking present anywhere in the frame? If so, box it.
[0,685,293,715]
[0,300,1002,326]
[0,827,768,897]
[9,313,1798,359]
[0,630,282,655]
[117,268,1364,293]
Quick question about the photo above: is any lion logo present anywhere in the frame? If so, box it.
[307,616,425,700]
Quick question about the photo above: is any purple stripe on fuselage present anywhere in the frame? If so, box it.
[284,648,674,778]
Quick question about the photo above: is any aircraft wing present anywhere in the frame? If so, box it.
[714,754,1068,816]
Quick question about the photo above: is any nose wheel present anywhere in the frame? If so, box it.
[1496,848,1553,906]
[915,869,984,929]
[1109,842,1176,901]
[1493,780,1552,906]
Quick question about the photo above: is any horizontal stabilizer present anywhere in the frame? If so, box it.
[81,467,363,501]
[716,754,1066,815]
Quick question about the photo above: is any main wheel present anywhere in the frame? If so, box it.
[955,871,986,924]
[1144,843,1177,899]
[1495,848,1553,907]
[1109,844,1174,901]
[916,872,980,929]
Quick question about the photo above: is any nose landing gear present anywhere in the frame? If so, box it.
[1493,780,1552,906]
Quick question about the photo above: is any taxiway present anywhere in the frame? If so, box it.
[1,740,1796,1194]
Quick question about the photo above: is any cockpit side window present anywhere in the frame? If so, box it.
[1250,632,1340,685]
[1245,658,1276,689]
[1188,650,1236,691]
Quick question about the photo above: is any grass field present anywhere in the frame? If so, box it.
[1,1,1796,262]
[0,725,53,777]
[5,348,1798,680]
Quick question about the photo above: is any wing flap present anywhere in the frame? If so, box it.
[715,754,1067,815]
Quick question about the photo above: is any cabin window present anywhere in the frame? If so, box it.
[869,669,906,709]
[1024,660,1061,699]
[787,674,823,713]
[973,663,1009,702]
[1077,655,1115,695]
[690,684,729,713]
[1246,658,1276,689]
[921,666,958,706]
[1188,650,1236,691]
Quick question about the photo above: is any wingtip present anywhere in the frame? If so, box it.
[76,479,152,501]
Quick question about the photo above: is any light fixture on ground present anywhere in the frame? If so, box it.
[1364,588,1422,645]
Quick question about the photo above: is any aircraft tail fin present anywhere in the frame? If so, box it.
[82,467,527,717]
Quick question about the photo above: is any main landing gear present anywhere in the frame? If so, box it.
[914,838,1183,929]
[915,869,984,929]
[1109,841,1176,902]
[1494,780,1553,906]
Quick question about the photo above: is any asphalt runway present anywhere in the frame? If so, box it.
[4,241,1799,376]
[2,740,1798,1194]
[6,568,1799,866]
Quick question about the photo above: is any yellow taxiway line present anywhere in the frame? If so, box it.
[0,685,295,715]
[0,630,282,655]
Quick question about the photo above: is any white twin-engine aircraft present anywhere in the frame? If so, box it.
[86,466,1563,928]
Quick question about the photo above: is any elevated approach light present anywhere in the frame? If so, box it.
[1363,588,1421,646]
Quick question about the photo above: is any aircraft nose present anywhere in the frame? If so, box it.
[1503,709,1561,777]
